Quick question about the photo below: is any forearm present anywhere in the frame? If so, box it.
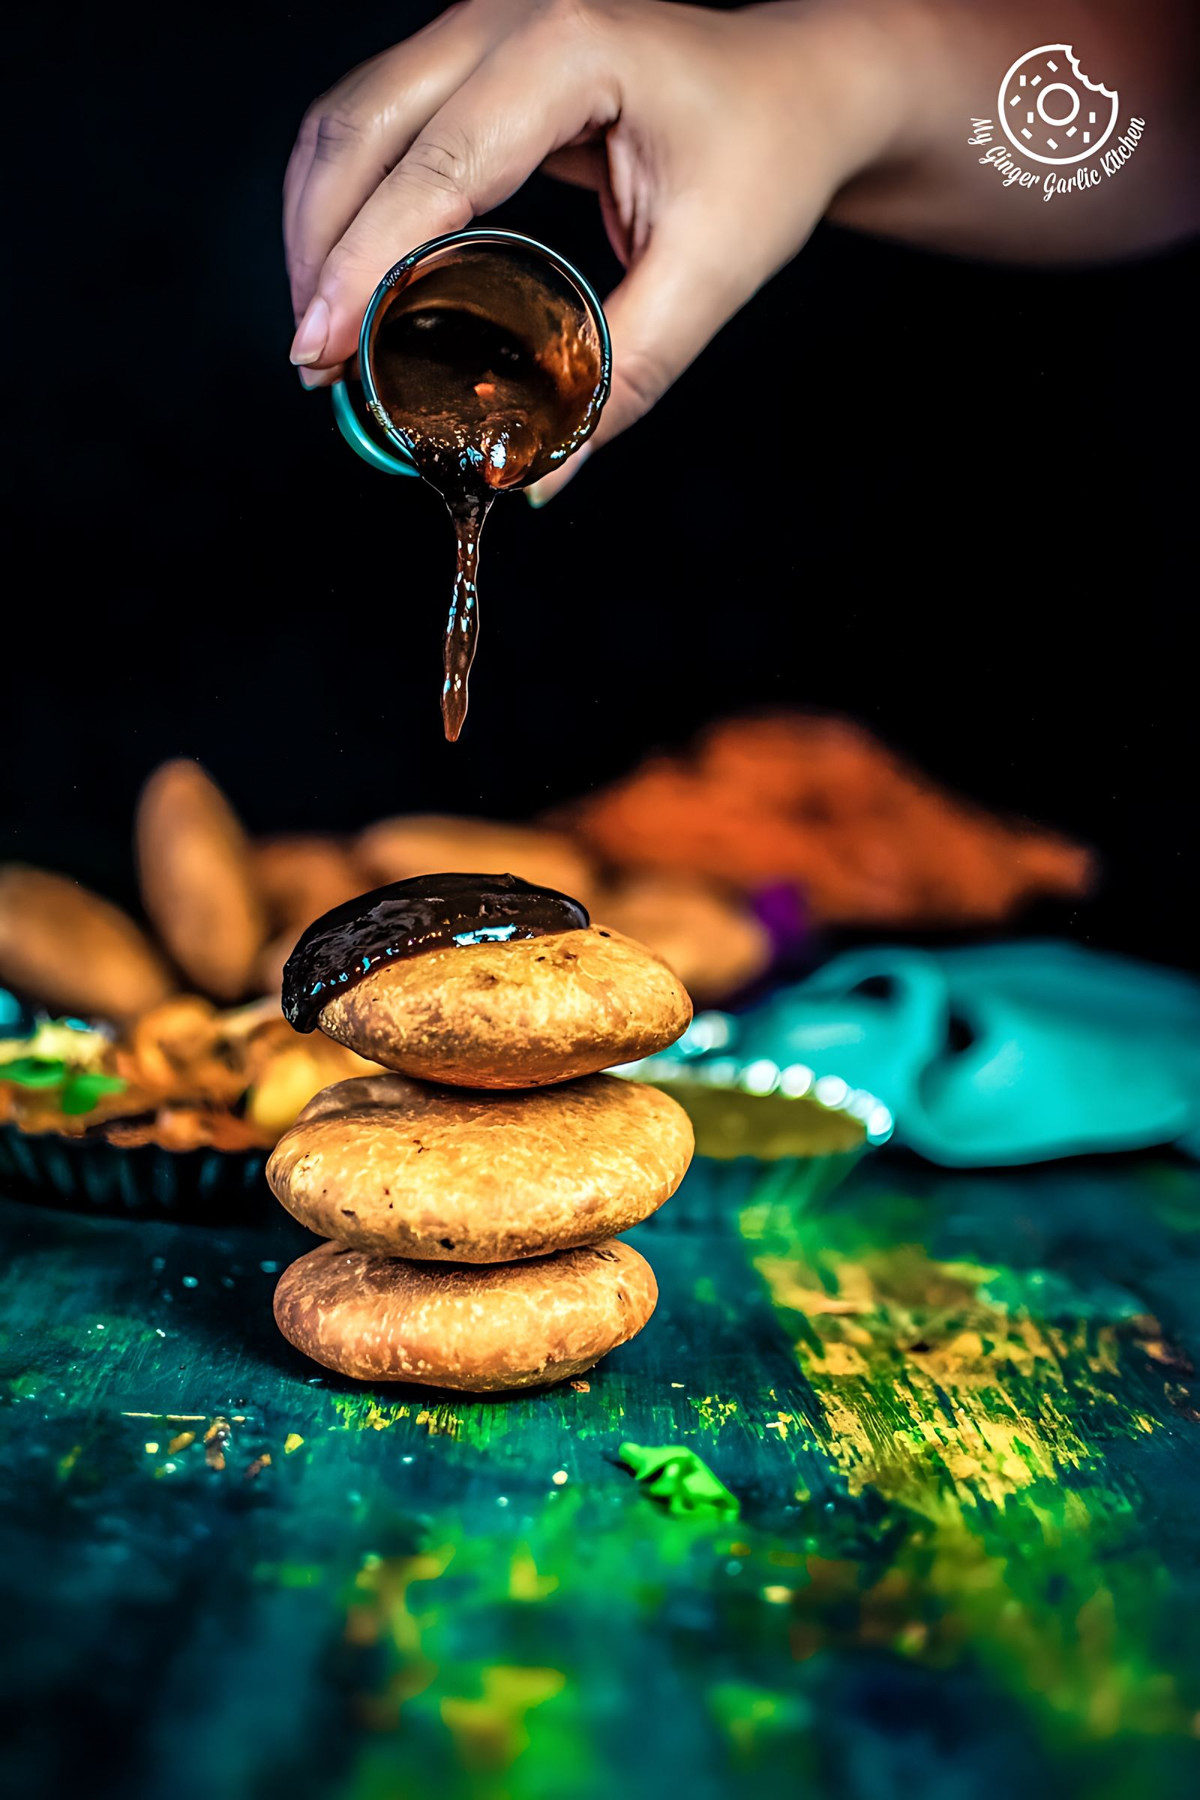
[283,0,1197,493]
[812,0,1200,260]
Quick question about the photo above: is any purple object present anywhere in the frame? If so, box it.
[750,882,811,964]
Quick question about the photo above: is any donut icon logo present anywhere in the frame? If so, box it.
[998,45,1118,165]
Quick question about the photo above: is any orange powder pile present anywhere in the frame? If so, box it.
[556,713,1094,928]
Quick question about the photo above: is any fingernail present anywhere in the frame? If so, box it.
[290,295,330,366]
[298,365,335,390]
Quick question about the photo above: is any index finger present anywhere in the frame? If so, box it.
[291,17,615,370]
[284,5,488,325]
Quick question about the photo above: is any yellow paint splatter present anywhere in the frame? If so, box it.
[750,1239,1161,1508]
[743,1208,1187,1739]
[284,1433,304,1454]
[441,1667,565,1770]
[509,1545,559,1602]
[693,1394,739,1430]
[331,1395,411,1433]
[415,1406,461,1438]
[346,1545,453,1727]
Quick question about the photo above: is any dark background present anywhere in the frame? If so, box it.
[5,3,1196,967]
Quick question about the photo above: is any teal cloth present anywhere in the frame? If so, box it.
[689,943,1200,1166]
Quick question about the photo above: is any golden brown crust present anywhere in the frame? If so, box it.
[273,1237,658,1390]
[0,864,176,1023]
[266,1070,693,1260]
[316,925,692,1087]
[136,760,267,1002]
[355,815,594,904]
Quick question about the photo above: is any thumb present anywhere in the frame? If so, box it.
[527,207,751,507]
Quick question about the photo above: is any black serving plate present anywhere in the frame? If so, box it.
[0,1125,273,1223]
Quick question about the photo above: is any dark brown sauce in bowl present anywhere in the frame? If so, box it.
[363,239,608,740]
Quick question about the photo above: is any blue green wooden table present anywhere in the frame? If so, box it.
[3,1150,1199,1799]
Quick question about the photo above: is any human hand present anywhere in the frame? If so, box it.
[284,0,1198,499]
[284,0,910,497]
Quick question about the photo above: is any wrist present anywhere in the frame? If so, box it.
[759,0,934,180]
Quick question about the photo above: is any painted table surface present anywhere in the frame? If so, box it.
[3,1150,1200,1800]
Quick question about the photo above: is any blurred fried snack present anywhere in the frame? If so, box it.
[254,931,295,1002]
[251,836,367,1001]
[254,836,366,933]
[0,865,176,1023]
[120,995,257,1105]
[136,760,267,1001]
[103,1107,270,1153]
[594,874,770,1006]
[356,815,595,901]
[0,1077,150,1138]
[244,1036,382,1141]
[107,993,381,1146]
[558,713,1094,928]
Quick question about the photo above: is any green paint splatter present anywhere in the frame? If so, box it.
[709,1681,813,1759]
[6,1153,1200,1800]
[740,1174,1200,1743]
[619,1443,740,1519]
